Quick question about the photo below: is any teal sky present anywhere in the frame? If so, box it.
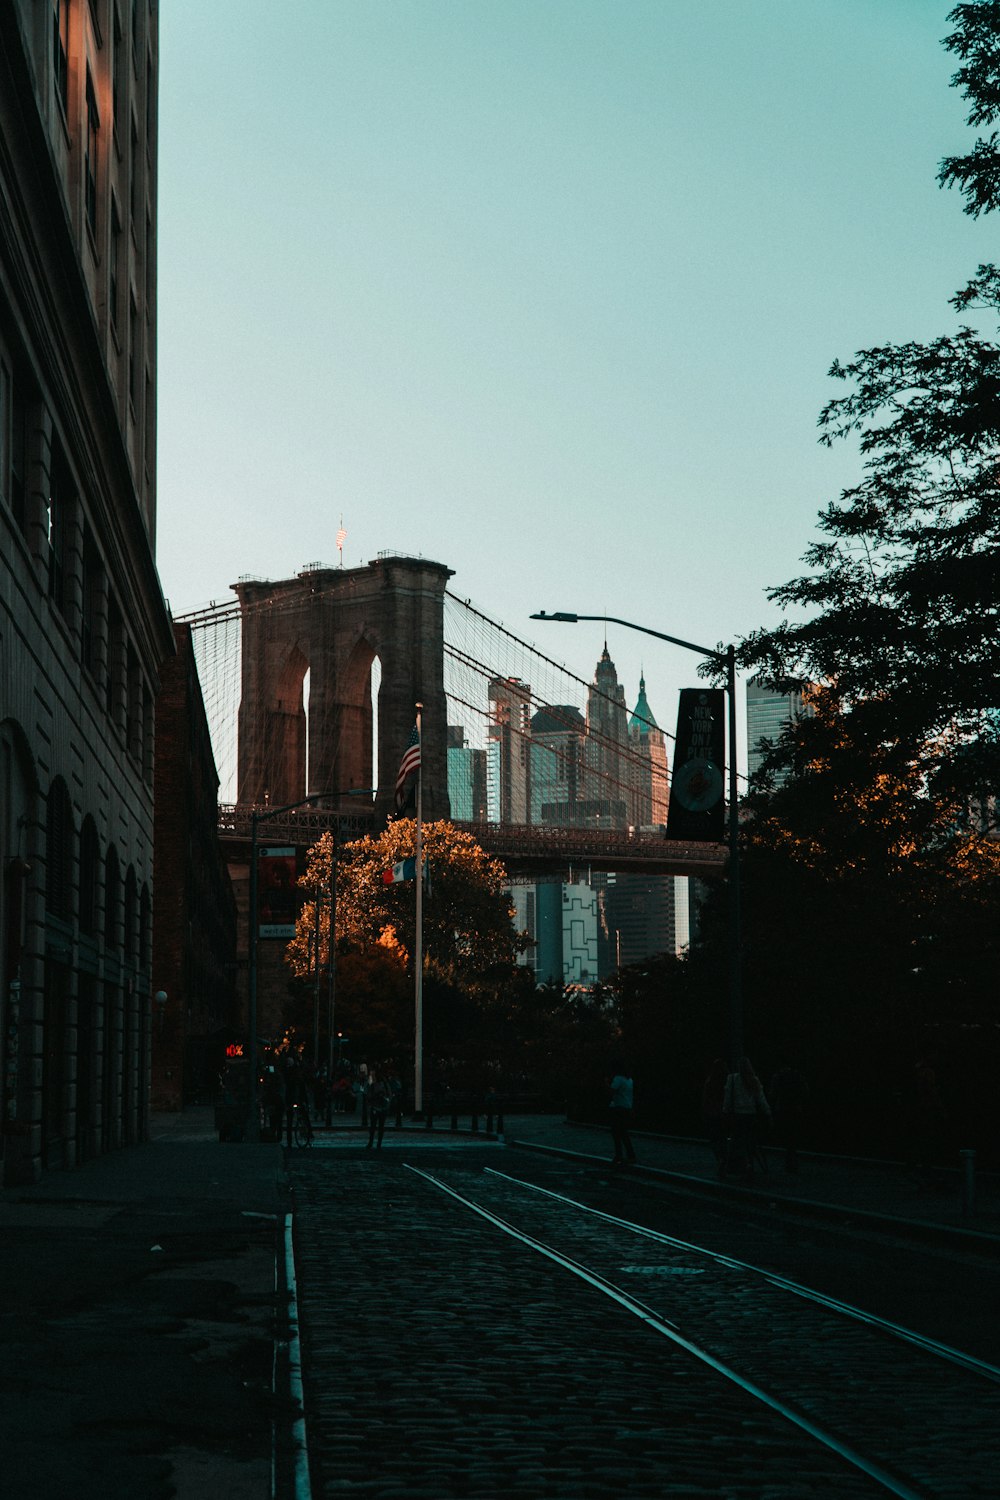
[156,1,991,745]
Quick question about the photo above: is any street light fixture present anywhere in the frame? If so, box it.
[531,610,743,1066]
[247,788,374,1142]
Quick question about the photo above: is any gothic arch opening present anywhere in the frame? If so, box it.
[331,637,378,796]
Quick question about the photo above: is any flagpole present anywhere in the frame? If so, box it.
[414,702,424,1115]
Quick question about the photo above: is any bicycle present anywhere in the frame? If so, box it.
[291,1102,313,1148]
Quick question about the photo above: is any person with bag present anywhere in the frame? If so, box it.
[723,1056,770,1176]
[366,1072,391,1150]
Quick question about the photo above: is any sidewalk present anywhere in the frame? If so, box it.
[0,1109,285,1500]
[499,1114,1000,1250]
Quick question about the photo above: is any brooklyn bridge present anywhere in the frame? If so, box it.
[177,552,730,887]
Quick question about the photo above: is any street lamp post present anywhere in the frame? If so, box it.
[531,611,743,1067]
[247,788,373,1142]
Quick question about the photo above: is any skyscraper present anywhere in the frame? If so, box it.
[627,674,669,828]
[583,646,629,825]
[487,677,532,824]
[746,677,811,782]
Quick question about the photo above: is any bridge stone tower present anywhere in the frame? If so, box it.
[234,556,453,823]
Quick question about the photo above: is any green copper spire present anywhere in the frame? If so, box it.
[629,674,658,734]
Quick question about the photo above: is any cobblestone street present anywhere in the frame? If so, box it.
[291,1143,989,1499]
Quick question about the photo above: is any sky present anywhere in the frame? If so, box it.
[155,1,993,760]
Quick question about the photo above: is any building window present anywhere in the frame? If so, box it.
[110,199,121,333]
[129,115,139,226]
[141,682,153,784]
[128,292,138,409]
[79,817,100,936]
[46,778,75,922]
[123,866,137,965]
[81,526,100,675]
[126,640,141,759]
[53,0,70,118]
[47,443,70,616]
[139,884,151,972]
[106,595,123,723]
[112,7,122,136]
[144,367,153,471]
[10,377,27,534]
[104,845,120,950]
[144,209,152,304]
[0,359,9,514]
[85,68,100,239]
[145,53,153,143]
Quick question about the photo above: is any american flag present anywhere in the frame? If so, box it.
[336,523,347,552]
[394,724,421,811]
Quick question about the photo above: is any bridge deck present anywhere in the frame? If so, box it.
[218,806,727,880]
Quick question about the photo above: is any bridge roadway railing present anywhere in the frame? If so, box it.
[218,803,379,843]
[454,820,728,879]
[218,805,727,878]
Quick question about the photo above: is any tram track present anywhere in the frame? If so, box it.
[407,1161,1000,1499]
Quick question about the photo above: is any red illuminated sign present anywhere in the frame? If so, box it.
[225,1043,245,1059]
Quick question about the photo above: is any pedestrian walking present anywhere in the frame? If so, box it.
[701,1057,729,1175]
[608,1061,637,1167]
[366,1073,391,1149]
[723,1056,770,1175]
[769,1064,808,1173]
[388,1070,403,1127]
[282,1053,311,1148]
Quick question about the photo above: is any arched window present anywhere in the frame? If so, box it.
[45,778,74,921]
[104,846,120,951]
[138,883,151,973]
[123,866,137,966]
[79,817,99,936]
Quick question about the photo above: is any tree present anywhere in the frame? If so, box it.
[734,263,1000,808]
[708,7,1000,1154]
[284,822,529,1070]
[733,4,1000,805]
[333,819,528,989]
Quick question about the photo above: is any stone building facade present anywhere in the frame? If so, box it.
[0,3,172,1182]
[152,625,237,1110]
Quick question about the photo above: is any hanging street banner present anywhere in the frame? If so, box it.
[257,846,300,938]
[666,689,726,842]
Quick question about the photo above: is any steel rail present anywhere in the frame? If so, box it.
[407,1165,924,1500]
[484,1167,1000,1386]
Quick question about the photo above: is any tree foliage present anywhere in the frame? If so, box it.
[939,3,1000,216]
[336,819,528,988]
[285,821,527,1031]
[734,262,1000,815]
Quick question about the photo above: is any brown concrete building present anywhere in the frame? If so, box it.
[0,3,172,1182]
[152,625,238,1110]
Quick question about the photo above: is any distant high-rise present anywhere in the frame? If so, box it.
[488,678,532,824]
[627,674,669,828]
[584,646,629,824]
[746,677,811,782]
[530,704,586,824]
[447,724,487,821]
